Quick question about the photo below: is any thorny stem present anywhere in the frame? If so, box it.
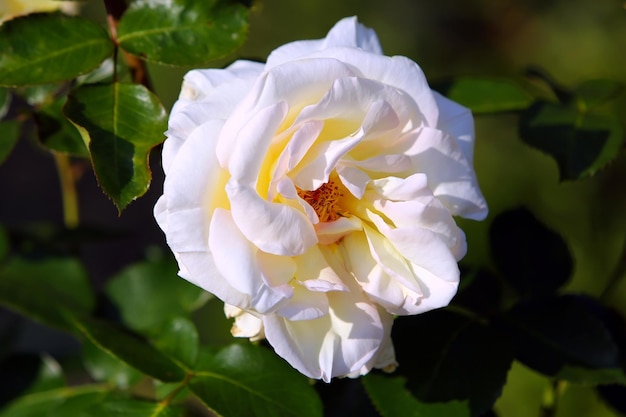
[54,153,79,229]
[103,0,152,89]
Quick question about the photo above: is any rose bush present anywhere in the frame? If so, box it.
[155,16,488,382]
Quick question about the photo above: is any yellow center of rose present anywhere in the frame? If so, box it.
[297,180,344,222]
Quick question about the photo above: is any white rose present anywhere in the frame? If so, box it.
[155,16,488,382]
[0,0,79,24]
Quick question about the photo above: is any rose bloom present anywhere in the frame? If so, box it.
[155,17,487,381]
[0,0,79,24]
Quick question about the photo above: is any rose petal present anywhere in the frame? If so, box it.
[303,48,438,128]
[368,211,460,313]
[263,290,384,382]
[218,101,288,187]
[266,16,382,69]
[409,127,488,220]
[227,180,317,256]
[276,283,329,321]
[343,230,421,315]
[209,208,293,314]
[433,90,475,161]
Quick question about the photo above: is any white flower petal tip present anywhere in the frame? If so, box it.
[155,17,487,381]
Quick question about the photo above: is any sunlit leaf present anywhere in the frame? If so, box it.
[0,14,113,86]
[153,318,199,368]
[0,385,109,417]
[363,373,470,417]
[0,120,20,165]
[190,344,323,417]
[501,295,626,384]
[519,101,624,180]
[69,314,187,383]
[82,340,143,389]
[391,310,513,417]
[64,83,167,211]
[490,207,573,297]
[117,0,249,66]
[106,257,208,334]
[34,97,88,157]
[445,77,533,113]
[0,257,94,332]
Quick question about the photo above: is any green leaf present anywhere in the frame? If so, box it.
[519,101,624,180]
[0,385,109,417]
[490,207,573,297]
[117,0,249,66]
[82,340,143,389]
[153,318,199,368]
[452,268,503,316]
[0,120,20,165]
[86,398,183,417]
[106,257,208,334]
[0,257,94,331]
[154,380,192,403]
[444,77,533,113]
[0,14,113,86]
[391,310,514,417]
[34,97,89,157]
[575,79,623,108]
[63,83,167,211]
[69,314,187,382]
[363,374,470,417]
[501,295,626,384]
[190,344,323,417]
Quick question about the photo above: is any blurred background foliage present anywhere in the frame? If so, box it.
[0,0,625,416]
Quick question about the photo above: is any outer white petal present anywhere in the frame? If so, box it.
[347,307,397,377]
[410,127,488,220]
[266,17,382,69]
[432,91,475,161]
[178,61,263,104]
[164,65,260,174]
[159,120,225,253]
[209,208,293,314]
[263,291,384,382]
